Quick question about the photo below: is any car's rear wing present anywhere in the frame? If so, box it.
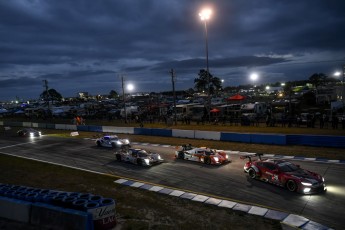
[240,153,263,162]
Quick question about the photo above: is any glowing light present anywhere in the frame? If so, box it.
[250,73,258,81]
[334,71,341,77]
[199,9,212,21]
[303,188,311,193]
[127,84,134,91]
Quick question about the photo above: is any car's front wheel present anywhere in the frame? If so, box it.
[96,141,101,147]
[204,156,211,165]
[116,154,122,161]
[111,143,116,148]
[248,168,257,179]
[137,158,143,166]
[178,151,185,159]
[286,180,297,192]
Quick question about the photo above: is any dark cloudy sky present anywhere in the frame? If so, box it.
[1,0,345,101]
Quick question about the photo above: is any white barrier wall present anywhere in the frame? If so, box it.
[32,123,39,128]
[55,124,66,130]
[23,122,32,127]
[172,129,195,139]
[195,130,220,140]
[102,126,134,134]
[65,125,77,130]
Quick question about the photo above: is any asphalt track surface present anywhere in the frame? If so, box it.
[0,135,344,229]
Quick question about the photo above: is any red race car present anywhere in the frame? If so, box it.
[241,153,326,194]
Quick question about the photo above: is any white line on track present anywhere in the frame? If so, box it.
[0,140,44,150]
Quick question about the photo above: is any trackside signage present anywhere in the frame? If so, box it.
[88,204,116,230]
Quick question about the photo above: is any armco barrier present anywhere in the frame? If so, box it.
[172,129,195,139]
[102,126,134,134]
[150,128,172,137]
[250,134,286,145]
[87,125,103,132]
[287,135,345,148]
[46,123,56,129]
[23,122,32,127]
[56,124,67,130]
[195,130,221,140]
[77,125,89,131]
[1,120,345,148]
[3,121,22,127]
[65,124,77,130]
[220,132,252,143]
[134,127,152,135]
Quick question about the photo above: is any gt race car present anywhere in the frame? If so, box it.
[115,148,164,166]
[17,128,42,137]
[241,153,326,194]
[175,144,230,165]
[95,135,130,149]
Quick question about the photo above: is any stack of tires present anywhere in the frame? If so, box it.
[0,183,116,230]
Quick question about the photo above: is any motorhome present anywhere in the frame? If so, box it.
[174,103,200,120]
[241,102,267,118]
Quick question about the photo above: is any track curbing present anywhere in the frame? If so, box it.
[114,178,333,229]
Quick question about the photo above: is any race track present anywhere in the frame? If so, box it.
[0,135,344,229]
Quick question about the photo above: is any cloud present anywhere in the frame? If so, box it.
[0,0,344,100]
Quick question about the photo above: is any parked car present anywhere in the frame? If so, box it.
[241,153,326,194]
[95,135,130,149]
[17,128,42,137]
[175,144,230,165]
[115,148,164,166]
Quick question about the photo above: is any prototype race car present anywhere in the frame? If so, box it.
[115,148,164,166]
[95,135,130,149]
[175,144,230,165]
[17,128,42,137]
[241,153,326,194]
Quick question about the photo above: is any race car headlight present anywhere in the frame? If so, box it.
[322,177,325,182]
[144,159,150,165]
[157,155,162,160]
[225,154,228,159]
[38,131,42,136]
[29,132,34,137]
[213,157,219,162]
[303,188,311,193]
[301,182,313,186]
[116,141,122,145]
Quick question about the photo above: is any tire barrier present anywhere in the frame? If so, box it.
[0,183,117,230]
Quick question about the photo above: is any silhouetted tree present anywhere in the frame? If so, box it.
[109,90,118,99]
[194,69,222,95]
[309,73,327,88]
[40,89,62,102]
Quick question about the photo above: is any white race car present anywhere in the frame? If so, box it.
[175,144,230,165]
[115,148,164,166]
[96,135,130,149]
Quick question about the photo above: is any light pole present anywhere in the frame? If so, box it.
[199,8,212,122]
[334,65,345,109]
[170,69,177,125]
[121,76,127,123]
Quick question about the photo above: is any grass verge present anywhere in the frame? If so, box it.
[0,154,282,230]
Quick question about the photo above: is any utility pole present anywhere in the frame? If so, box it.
[170,69,177,125]
[121,75,127,123]
[42,80,50,112]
